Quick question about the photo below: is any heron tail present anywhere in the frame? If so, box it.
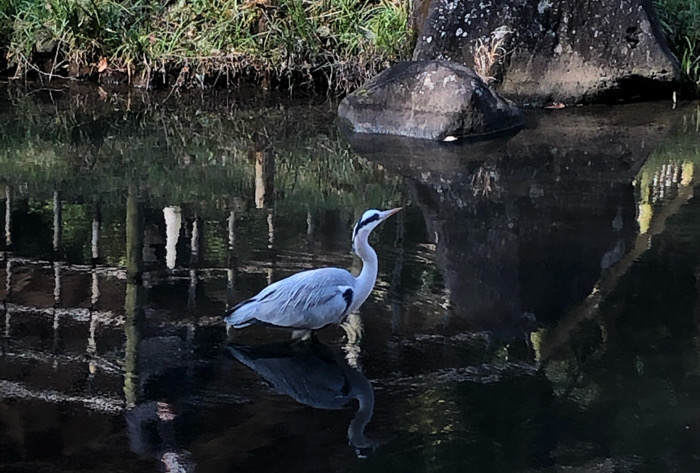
[224,297,258,328]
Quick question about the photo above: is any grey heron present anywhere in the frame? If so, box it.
[224,207,402,337]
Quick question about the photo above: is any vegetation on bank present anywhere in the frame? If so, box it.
[0,0,698,93]
[656,0,700,89]
[0,0,410,92]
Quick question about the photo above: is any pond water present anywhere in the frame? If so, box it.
[0,88,699,473]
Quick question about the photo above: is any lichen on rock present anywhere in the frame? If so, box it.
[413,0,681,104]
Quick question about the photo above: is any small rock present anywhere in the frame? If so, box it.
[338,61,523,141]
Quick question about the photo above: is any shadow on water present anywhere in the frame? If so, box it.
[0,86,699,472]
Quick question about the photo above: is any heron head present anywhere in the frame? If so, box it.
[352,208,402,245]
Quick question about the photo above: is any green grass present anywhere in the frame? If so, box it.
[655,0,700,90]
[0,0,412,92]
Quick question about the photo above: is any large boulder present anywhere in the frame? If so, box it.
[338,60,523,140]
[413,0,681,104]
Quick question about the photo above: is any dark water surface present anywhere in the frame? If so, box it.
[0,88,699,473]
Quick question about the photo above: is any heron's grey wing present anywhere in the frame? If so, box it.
[251,268,355,329]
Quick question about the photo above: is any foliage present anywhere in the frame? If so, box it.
[655,0,700,89]
[0,0,412,92]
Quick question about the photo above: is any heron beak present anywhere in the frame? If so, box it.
[381,207,403,220]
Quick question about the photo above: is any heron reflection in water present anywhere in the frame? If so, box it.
[227,341,376,457]
[224,208,402,339]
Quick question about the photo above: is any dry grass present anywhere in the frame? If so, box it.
[472,26,511,84]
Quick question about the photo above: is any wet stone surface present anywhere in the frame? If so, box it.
[0,89,699,472]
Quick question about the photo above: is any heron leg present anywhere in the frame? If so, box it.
[291,329,312,341]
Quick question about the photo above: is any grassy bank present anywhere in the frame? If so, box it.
[656,0,700,90]
[0,0,411,92]
[0,0,697,94]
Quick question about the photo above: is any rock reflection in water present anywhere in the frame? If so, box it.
[227,341,376,458]
[347,103,677,337]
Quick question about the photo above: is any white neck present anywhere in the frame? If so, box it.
[351,232,377,312]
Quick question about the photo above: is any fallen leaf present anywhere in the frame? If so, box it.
[97,57,108,73]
